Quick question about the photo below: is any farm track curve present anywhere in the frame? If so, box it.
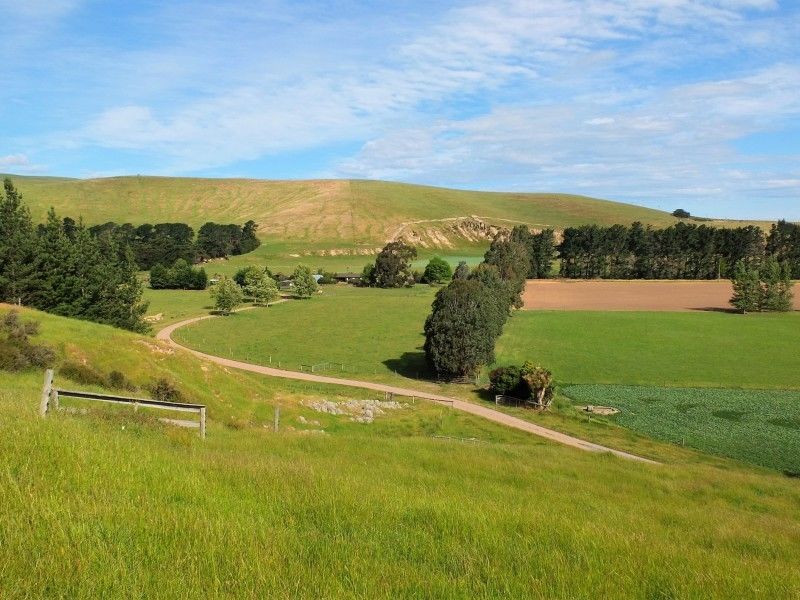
[157,312,658,464]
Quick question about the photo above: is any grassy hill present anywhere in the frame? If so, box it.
[1,305,799,597]
[3,174,704,248]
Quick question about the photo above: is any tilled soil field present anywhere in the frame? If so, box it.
[522,279,800,311]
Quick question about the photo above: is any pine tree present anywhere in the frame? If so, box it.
[761,257,794,312]
[0,178,37,304]
[730,261,762,313]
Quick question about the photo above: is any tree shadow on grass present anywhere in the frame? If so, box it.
[691,306,740,314]
[383,352,433,381]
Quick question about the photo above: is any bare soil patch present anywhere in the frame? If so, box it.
[522,279,800,312]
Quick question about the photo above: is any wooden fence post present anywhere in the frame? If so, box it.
[199,407,206,439]
[274,406,280,432]
[39,369,54,417]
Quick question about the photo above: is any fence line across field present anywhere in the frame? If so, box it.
[39,369,207,438]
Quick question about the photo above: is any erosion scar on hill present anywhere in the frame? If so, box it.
[522,280,800,312]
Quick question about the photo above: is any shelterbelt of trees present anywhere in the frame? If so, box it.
[88,219,260,270]
[556,221,800,280]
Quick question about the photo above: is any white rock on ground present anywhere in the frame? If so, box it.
[303,399,404,424]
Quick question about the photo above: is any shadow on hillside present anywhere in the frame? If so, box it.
[383,352,434,382]
[692,306,740,314]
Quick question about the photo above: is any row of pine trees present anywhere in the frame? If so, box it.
[557,221,800,280]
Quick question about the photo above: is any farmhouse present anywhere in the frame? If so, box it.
[334,272,362,284]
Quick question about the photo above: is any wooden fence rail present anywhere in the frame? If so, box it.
[39,369,206,438]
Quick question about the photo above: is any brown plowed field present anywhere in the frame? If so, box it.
[522,279,800,311]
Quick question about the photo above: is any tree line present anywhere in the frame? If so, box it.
[89,219,261,271]
[0,179,149,333]
[556,221,799,280]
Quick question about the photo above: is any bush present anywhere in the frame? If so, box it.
[60,360,107,387]
[489,362,555,406]
[318,271,337,285]
[0,311,55,372]
[148,378,183,403]
[108,370,137,391]
[489,366,525,397]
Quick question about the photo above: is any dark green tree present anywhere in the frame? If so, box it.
[370,241,417,288]
[0,178,37,304]
[423,279,500,378]
[453,261,470,280]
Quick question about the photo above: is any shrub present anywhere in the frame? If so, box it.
[318,271,337,285]
[108,370,137,391]
[0,311,55,372]
[489,366,525,397]
[60,360,107,386]
[148,378,183,403]
[489,362,555,406]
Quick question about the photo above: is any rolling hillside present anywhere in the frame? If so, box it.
[4,175,716,249]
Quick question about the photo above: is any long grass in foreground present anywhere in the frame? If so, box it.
[2,374,800,598]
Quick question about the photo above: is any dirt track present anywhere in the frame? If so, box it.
[522,279,800,311]
[157,314,656,464]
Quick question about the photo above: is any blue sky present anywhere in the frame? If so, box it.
[1,0,799,219]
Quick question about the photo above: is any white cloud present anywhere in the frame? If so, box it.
[0,153,45,173]
[0,154,31,167]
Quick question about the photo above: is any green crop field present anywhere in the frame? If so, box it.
[563,385,800,473]
[2,306,800,597]
[496,310,800,390]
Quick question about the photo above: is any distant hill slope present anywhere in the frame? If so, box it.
[2,175,770,250]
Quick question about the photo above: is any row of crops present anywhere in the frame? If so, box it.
[562,384,800,473]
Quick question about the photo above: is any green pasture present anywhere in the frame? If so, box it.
[175,285,800,390]
[174,285,433,379]
[1,307,800,597]
[563,385,800,472]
